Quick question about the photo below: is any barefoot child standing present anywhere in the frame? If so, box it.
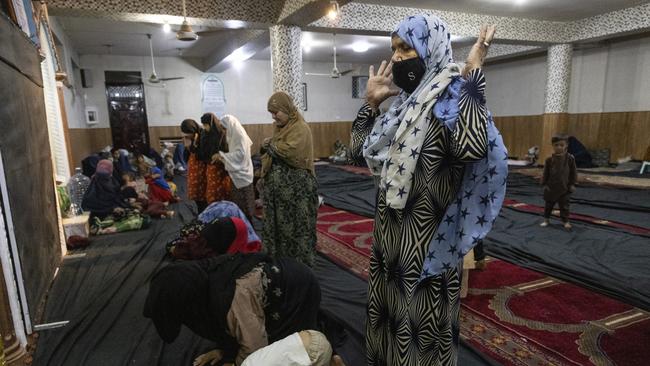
[541,135,577,229]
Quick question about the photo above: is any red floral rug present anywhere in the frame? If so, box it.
[315,205,650,366]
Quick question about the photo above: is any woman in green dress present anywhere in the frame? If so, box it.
[261,91,318,266]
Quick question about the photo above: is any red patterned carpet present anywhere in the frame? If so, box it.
[315,205,650,366]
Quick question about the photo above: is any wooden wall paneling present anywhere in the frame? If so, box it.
[149,126,182,149]
[69,122,355,168]
[68,128,111,168]
[566,113,599,152]
[242,124,275,156]
[493,115,543,159]
[540,113,569,161]
[309,121,353,158]
[629,112,650,160]
[68,112,650,166]
[565,111,650,162]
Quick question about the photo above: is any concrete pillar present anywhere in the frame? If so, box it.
[269,25,304,110]
[541,44,573,161]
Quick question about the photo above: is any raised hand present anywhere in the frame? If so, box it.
[463,25,496,77]
[366,60,400,110]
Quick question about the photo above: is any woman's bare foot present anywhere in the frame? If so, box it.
[564,222,572,230]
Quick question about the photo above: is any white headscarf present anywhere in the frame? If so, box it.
[219,115,254,188]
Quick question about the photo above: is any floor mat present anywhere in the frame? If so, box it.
[316,206,650,366]
[515,167,650,189]
[502,198,650,236]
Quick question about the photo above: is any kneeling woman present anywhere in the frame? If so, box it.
[143,253,320,366]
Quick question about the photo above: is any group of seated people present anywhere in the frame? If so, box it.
[81,144,343,364]
[81,146,183,234]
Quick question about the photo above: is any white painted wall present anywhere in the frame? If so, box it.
[49,18,87,129]
[74,54,369,129]
[570,34,650,113]
[482,34,650,116]
[484,54,548,117]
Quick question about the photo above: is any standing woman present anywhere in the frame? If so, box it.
[181,119,208,212]
[261,92,317,266]
[215,114,255,219]
[351,15,506,365]
[201,113,233,205]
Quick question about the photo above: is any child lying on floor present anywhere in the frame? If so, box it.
[121,173,174,219]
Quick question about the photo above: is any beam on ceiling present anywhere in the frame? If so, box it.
[277,0,352,26]
[46,0,282,29]
[453,44,544,64]
[569,2,650,42]
[308,3,570,43]
[308,2,650,62]
[203,30,268,73]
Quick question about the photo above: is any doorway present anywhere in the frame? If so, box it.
[105,71,150,153]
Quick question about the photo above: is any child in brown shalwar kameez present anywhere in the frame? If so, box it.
[541,135,577,229]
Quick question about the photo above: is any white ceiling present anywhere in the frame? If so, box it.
[252,32,393,64]
[56,16,395,64]
[356,0,650,21]
[54,16,233,58]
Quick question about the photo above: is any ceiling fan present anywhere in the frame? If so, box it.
[175,0,198,41]
[305,33,355,78]
[129,34,185,85]
[173,0,229,40]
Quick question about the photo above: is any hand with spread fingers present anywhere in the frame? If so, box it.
[365,60,400,110]
[193,349,223,366]
[463,25,497,76]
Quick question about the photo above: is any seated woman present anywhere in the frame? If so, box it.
[143,253,321,366]
[82,159,129,218]
[146,167,177,203]
[167,216,261,259]
[82,160,149,234]
[198,201,262,247]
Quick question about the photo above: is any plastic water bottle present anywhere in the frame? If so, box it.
[67,167,90,216]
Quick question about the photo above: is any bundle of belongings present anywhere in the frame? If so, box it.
[328,140,350,165]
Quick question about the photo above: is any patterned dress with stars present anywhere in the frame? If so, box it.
[351,69,489,365]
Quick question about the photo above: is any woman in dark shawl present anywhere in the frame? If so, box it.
[81,159,128,218]
[200,113,233,205]
[143,253,320,366]
[181,118,208,212]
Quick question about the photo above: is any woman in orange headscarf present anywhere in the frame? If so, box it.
[261,92,317,266]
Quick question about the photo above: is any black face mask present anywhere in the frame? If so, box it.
[392,57,426,94]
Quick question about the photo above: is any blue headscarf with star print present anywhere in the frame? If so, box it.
[362,14,455,177]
